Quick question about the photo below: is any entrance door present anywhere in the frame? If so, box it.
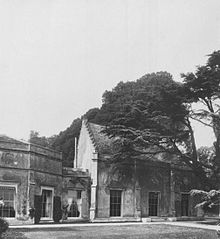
[181,193,189,216]
[41,189,53,218]
[148,192,159,216]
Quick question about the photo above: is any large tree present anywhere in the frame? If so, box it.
[182,50,220,182]
[95,52,220,189]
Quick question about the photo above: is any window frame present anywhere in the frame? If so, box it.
[148,191,160,217]
[109,189,123,217]
[0,183,17,218]
[40,186,54,219]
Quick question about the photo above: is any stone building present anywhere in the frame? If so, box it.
[0,120,203,224]
[75,120,202,222]
[0,134,92,224]
[0,135,63,221]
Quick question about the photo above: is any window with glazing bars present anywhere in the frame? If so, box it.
[0,186,16,217]
[110,190,122,217]
[148,192,159,216]
[41,189,52,218]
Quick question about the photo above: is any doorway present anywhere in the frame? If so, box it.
[41,189,53,219]
[181,193,189,216]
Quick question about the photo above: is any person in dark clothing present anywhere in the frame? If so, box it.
[62,202,69,221]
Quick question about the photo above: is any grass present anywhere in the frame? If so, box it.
[2,224,219,239]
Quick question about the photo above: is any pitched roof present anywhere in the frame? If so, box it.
[0,135,27,145]
[83,121,189,169]
[84,121,115,154]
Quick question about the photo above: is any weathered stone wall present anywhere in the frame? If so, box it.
[97,160,172,218]
[97,159,201,219]
[172,168,201,217]
[0,148,29,169]
[30,154,62,175]
[0,140,30,218]
[77,122,98,220]
[137,161,171,217]
[29,171,62,203]
[30,144,61,160]
[28,146,63,210]
[97,160,136,218]
[62,168,90,219]
[0,140,28,151]
[77,122,96,171]
[0,167,29,218]
[0,138,63,220]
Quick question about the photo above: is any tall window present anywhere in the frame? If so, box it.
[68,200,79,217]
[181,193,189,216]
[110,190,122,217]
[41,189,53,218]
[0,186,16,217]
[148,192,159,216]
[77,190,82,199]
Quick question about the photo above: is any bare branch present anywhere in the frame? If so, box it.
[190,116,213,128]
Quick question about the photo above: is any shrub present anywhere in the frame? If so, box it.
[0,218,9,237]
[34,195,42,224]
[53,196,62,223]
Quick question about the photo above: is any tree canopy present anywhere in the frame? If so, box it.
[31,50,220,188]
[41,108,100,167]
[91,51,220,189]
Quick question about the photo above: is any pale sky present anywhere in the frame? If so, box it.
[0,0,219,147]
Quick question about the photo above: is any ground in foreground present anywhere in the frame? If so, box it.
[3,224,218,239]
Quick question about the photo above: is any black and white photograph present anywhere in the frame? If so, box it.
[0,0,220,238]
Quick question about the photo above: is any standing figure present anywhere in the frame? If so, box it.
[61,201,69,221]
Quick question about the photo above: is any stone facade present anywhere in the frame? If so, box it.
[76,120,202,221]
[0,135,91,224]
[0,136,63,222]
[0,120,204,224]
[62,167,90,220]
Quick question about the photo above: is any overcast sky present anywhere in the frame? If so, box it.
[0,0,219,146]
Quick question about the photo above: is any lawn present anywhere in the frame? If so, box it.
[3,224,218,239]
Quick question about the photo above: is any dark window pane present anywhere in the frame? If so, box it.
[110,190,121,217]
[181,193,189,216]
[0,187,15,218]
[149,192,159,216]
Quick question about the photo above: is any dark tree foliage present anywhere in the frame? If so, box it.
[83,107,101,123]
[53,196,62,223]
[28,130,57,148]
[49,108,101,167]
[34,195,42,224]
[95,68,220,189]
[182,50,220,186]
[0,218,9,236]
[50,118,82,167]
[32,50,220,188]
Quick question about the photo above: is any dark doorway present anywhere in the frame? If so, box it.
[181,193,189,216]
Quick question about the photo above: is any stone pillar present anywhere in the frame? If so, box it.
[170,168,176,216]
[135,186,141,218]
[90,185,97,221]
[89,154,98,221]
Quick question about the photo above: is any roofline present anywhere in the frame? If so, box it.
[82,119,98,152]
[0,134,62,155]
